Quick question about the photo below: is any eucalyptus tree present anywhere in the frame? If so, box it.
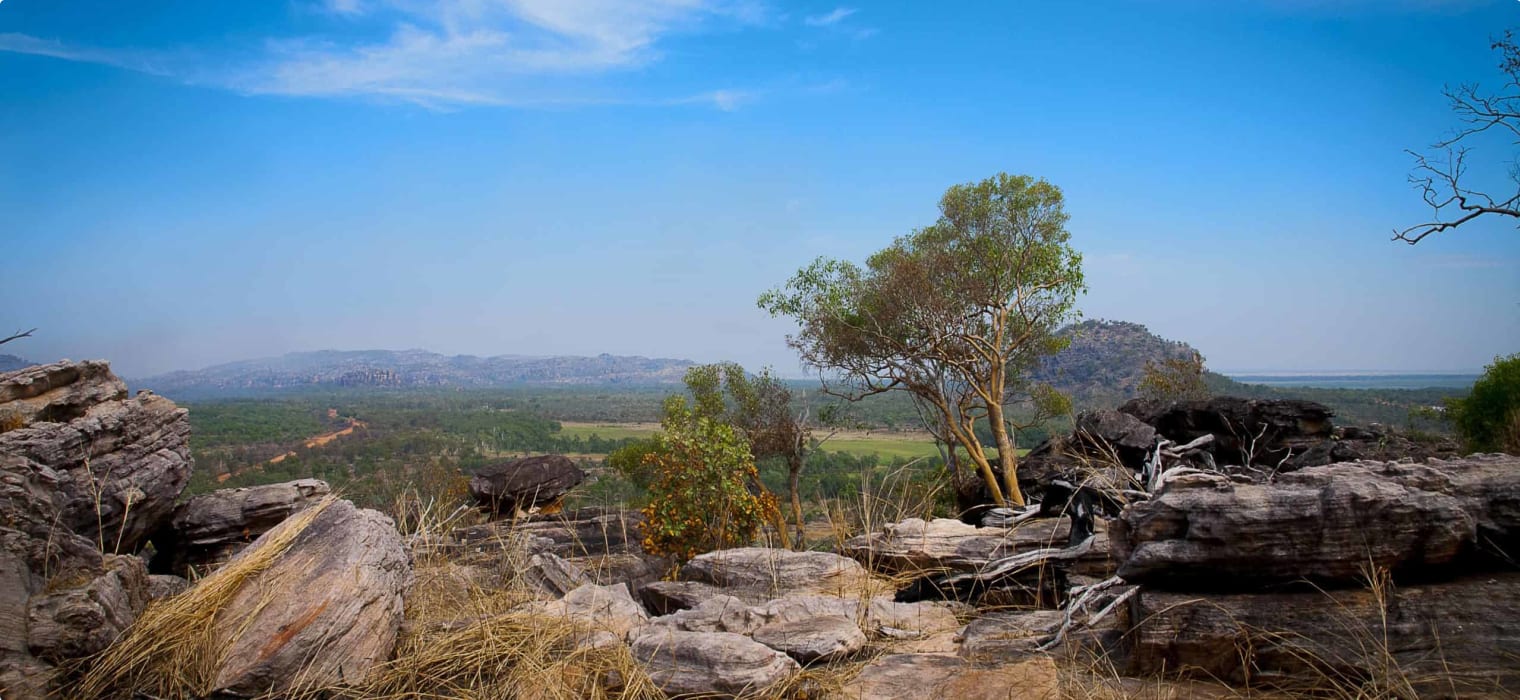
[760,173,1085,506]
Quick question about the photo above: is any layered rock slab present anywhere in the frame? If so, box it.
[1127,572,1520,695]
[631,629,799,698]
[150,478,330,575]
[1112,454,1520,587]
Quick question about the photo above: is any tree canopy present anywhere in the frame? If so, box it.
[1446,353,1520,454]
[760,172,1085,506]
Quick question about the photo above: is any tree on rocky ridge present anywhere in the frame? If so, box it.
[1398,30,1520,243]
[760,173,1086,507]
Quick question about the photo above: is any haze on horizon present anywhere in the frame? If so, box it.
[3,0,1517,379]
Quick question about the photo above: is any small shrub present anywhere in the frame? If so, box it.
[639,396,780,563]
[1446,353,1520,454]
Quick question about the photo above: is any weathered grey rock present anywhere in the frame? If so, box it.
[752,615,865,664]
[0,360,126,425]
[1076,409,1158,462]
[150,478,330,575]
[842,516,1114,579]
[520,552,589,598]
[208,498,413,696]
[841,653,1060,700]
[452,507,644,558]
[527,583,649,640]
[745,594,962,640]
[146,574,189,600]
[1113,454,1520,587]
[570,551,673,590]
[645,594,756,635]
[26,554,148,662]
[0,383,192,553]
[469,455,585,518]
[1128,573,1520,695]
[957,610,1063,660]
[631,629,799,698]
[683,547,873,602]
[638,579,728,615]
[1120,396,1334,469]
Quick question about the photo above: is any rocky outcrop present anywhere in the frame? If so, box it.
[682,547,875,603]
[0,375,191,553]
[453,507,646,558]
[0,360,190,698]
[208,498,413,696]
[631,629,799,698]
[520,552,590,598]
[1128,573,1520,695]
[150,478,330,575]
[1112,454,1520,587]
[469,455,585,518]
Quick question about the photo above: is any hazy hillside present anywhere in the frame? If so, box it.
[139,350,695,400]
[1037,319,1199,408]
[0,355,34,373]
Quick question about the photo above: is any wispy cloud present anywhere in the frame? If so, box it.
[0,0,770,109]
[801,6,875,40]
[804,7,855,26]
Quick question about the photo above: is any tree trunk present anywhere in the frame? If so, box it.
[985,402,1025,506]
[787,454,805,550]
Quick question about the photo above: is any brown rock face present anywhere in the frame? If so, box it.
[1128,573,1520,695]
[1112,455,1520,588]
[0,360,188,698]
[469,454,585,518]
[682,547,874,603]
[1,363,192,553]
[150,478,330,575]
[209,499,413,696]
[841,653,1060,700]
[841,516,1114,580]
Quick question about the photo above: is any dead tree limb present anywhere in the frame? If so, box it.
[0,328,35,347]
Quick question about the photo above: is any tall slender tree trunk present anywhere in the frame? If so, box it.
[986,401,1025,506]
[787,454,805,550]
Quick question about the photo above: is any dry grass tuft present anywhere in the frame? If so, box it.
[69,497,337,699]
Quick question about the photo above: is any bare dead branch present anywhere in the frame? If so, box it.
[0,328,36,347]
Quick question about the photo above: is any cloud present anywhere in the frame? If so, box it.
[800,6,875,40]
[803,7,855,26]
[0,0,768,109]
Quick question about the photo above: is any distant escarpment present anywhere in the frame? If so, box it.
[137,349,696,399]
[1035,319,1200,408]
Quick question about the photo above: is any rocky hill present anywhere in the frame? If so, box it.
[0,355,34,373]
[1036,320,1200,408]
[137,350,696,399]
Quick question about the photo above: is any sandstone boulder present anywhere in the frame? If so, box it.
[520,552,590,598]
[638,579,728,615]
[26,554,148,663]
[683,547,874,602]
[0,360,126,425]
[527,583,649,640]
[150,478,330,575]
[1112,454,1520,587]
[842,516,1113,579]
[207,498,412,696]
[453,507,643,559]
[469,455,585,518]
[752,616,865,663]
[631,629,799,698]
[0,374,191,553]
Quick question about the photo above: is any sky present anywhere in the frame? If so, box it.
[2,0,1518,378]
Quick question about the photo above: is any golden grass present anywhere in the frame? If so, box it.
[70,497,337,699]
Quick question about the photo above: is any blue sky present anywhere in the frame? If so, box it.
[2,0,1517,377]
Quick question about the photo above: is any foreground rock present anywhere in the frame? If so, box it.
[1113,454,1520,587]
[631,629,799,698]
[208,498,413,696]
[683,547,875,602]
[1128,572,1520,695]
[842,516,1114,581]
[1,360,189,698]
[0,362,191,553]
[150,478,330,575]
[842,653,1060,700]
[469,454,585,519]
[751,616,865,663]
[525,583,649,639]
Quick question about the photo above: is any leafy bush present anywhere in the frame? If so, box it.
[638,396,780,562]
[1446,353,1520,453]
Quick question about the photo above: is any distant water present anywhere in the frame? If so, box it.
[1226,373,1479,390]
